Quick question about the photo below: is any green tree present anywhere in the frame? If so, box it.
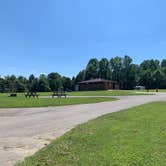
[75,70,86,83]
[38,74,50,92]
[99,58,111,79]
[121,55,137,89]
[62,77,72,91]
[140,70,152,91]
[5,75,17,93]
[27,74,35,92]
[140,59,160,71]
[16,76,27,92]
[85,58,99,79]
[139,59,161,89]
[152,69,164,92]
[161,59,166,68]
[48,72,62,91]
[31,78,39,92]
[0,77,5,93]
[29,74,35,83]
[110,56,123,86]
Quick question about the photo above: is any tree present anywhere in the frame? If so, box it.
[16,76,27,92]
[0,77,5,93]
[28,74,35,83]
[48,72,62,91]
[121,55,137,89]
[140,70,152,91]
[5,75,17,93]
[139,59,161,89]
[98,58,111,79]
[110,56,123,87]
[140,59,160,71]
[38,74,50,92]
[152,69,164,92]
[27,74,35,92]
[161,59,166,68]
[75,70,86,83]
[62,77,72,91]
[31,78,39,92]
[85,58,99,79]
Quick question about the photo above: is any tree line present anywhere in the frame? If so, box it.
[0,73,74,93]
[75,55,166,90]
[0,55,166,92]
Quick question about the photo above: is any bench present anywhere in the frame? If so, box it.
[52,91,67,98]
[25,92,39,98]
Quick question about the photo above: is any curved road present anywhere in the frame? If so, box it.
[0,93,166,166]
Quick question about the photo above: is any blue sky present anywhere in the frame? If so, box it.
[0,0,165,78]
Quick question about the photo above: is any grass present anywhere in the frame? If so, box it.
[138,89,166,92]
[17,102,166,166]
[0,90,152,108]
[38,90,153,96]
[0,93,116,108]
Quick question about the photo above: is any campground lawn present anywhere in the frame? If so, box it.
[38,90,153,96]
[68,90,152,96]
[0,93,116,108]
[139,89,166,92]
[0,90,153,108]
[17,102,166,166]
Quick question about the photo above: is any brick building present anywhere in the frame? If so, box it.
[78,78,119,91]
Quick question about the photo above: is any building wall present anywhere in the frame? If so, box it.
[79,82,119,91]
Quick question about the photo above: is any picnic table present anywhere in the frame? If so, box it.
[9,93,17,97]
[25,92,39,98]
[52,91,67,98]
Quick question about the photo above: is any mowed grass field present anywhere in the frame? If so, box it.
[38,90,153,96]
[139,89,166,92]
[0,90,153,108]
[17,102,166,166]
[0,93,116,108]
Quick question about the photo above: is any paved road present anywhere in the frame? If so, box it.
[0,93,166,166]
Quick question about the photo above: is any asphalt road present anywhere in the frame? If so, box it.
[0,93,166,166]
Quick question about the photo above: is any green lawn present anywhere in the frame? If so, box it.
[138,89,166,92]
[38,90,153,96]
[17,102,166,166]
[0,93,116,108]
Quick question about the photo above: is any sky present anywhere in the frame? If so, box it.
[0,0,166,78]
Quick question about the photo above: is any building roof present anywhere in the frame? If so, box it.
[79,78,117,84]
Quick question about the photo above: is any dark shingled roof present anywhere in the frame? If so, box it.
[79,78,117,84]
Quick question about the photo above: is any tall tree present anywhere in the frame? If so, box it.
[28,74,35,83]
[75,70,86,83]
[99,58,111,79]
[139,69,152,91]
[85,58,99,79]
[62,77,72,91]
[110,56,123,86]
[27,74,35,92]
[152,69,164,92]
[48,72,62,91]
[121,55,137,89]
[16,76,27,92]
[38,74,50,92]
[161,59,166,68]
[31,78,39,92]
[140,59,160,71]
[5,75,17,93]
[0,77,5,93]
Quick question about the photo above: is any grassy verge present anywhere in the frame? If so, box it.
[17,102,166,166]
[38,90,153,96]
[137,89,166,92]
[0,95,116,108]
